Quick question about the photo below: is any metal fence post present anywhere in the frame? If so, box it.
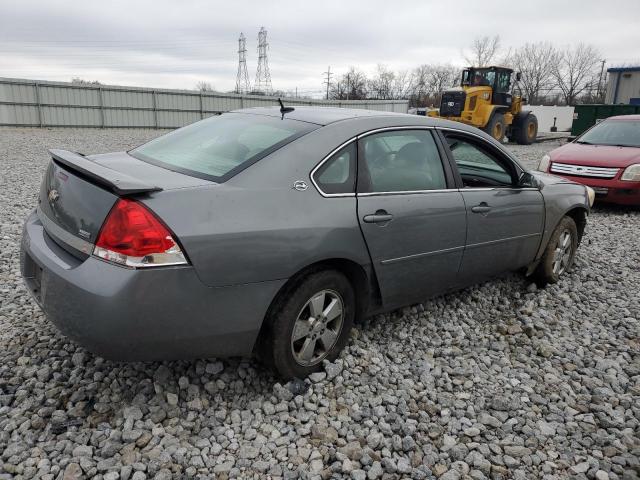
[152,90,158,129]
[199,92,204,119]
[34,82,43,127]
[98,87,105,128]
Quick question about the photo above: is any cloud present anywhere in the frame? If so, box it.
[1,0,638,95]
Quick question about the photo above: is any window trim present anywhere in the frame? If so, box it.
[356,126,455,195]
[309,138,358,198]
[129,113,318,184]
[437,127,526,189]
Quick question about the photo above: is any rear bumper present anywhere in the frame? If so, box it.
[548,174,640,206]
[20,211,285,360]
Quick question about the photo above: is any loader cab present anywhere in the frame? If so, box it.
[461,66,513,108]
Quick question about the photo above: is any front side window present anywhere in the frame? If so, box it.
[131,113,317,181]
[360,130,447,193]
[496,72,511,93]
[313,142,356,194]
[446,136,514,187]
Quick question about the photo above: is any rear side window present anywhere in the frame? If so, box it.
[130,113,317,182]
[313,142,356,194]
[359,130,447,193]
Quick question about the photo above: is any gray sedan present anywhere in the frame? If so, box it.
[20,107,594,378]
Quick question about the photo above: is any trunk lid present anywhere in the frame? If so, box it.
[38,150,213,255]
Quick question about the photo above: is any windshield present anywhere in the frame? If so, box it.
[578,119,640,148]
[130,113,318,181]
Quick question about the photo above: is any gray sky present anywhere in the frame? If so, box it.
[1,0,639,96]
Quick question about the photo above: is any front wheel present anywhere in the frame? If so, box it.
[484,113,506,142]
[513,114,538,145]
[533,216,578,286]
[263,270,355,379]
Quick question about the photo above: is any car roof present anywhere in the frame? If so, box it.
[607,114,640,121]
[229,106,416,126]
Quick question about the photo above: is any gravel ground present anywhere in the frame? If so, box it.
[0,128,638,480]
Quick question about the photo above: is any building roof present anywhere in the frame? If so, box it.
[607,66,640,73]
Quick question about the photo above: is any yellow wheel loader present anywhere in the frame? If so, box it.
[428,66,538,144]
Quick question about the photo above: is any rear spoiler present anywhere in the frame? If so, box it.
[49,149,162,196]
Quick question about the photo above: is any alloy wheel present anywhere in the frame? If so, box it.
[552,229,573,275]
[290,289,344,366]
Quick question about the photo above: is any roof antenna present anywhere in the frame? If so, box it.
[278,97,295,119]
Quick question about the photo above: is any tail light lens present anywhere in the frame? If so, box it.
[93,198,188,268]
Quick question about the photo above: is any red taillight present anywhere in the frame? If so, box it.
[94,198,187,267]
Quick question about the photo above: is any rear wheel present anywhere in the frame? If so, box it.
[263,270,355,379]
[533,216,578,286]
[513,113,538,145]
[484,113,506,142]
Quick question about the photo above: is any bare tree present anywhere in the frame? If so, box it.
[429,65,460,93]
[368,64,395,99]
[330,67,368,100]
[71,77,102,85]
[391,69,415,100]
[511,42,558,104]
[195,81,214,92]
[551,44,601,105]
[464,35,501,67]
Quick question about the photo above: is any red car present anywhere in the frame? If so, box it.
[539,115,640,205]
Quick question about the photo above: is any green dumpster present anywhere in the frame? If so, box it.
[571,104,640,136]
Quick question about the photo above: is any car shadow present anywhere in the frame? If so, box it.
[591,202,640,214]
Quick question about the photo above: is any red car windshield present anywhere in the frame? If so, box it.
[578,120,640,148]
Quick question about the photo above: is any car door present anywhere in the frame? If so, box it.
[356,128,467,308]
[440,130,545,284]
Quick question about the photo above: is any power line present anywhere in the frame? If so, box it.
[235,33,251,94]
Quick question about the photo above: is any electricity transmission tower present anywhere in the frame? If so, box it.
[254,27,273,94]
[323,66,333,100]
[235,33,251,94]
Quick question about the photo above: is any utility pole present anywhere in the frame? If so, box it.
[346,73,350,101]
[597,59,606,100]
[322,66,333,100]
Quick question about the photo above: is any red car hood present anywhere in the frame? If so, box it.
[550,142,640,168]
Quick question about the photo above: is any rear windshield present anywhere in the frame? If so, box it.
[130,113,318,181]
[578,119,640,148]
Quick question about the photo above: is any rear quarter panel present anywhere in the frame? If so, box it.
[141,119,404,288]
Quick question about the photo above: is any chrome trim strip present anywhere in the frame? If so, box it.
[381,245,465,265]
[458,187,540,192]
[309,138,357,198]
[358,188,456,197]
[465,232,541,250]
[37,206,94,255]
[356,125,435,139]
[550,162,618,179]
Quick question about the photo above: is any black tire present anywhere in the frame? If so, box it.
[532,216,578,287]
[484,113,506,142]
[262,270,355,379]
[513,113,538,145]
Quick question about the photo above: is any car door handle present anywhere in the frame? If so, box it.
[363,210,393,223]
[471,203,492,214]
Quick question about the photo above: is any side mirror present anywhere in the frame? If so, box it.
[516,72,522,82]
[518,171,537,188]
